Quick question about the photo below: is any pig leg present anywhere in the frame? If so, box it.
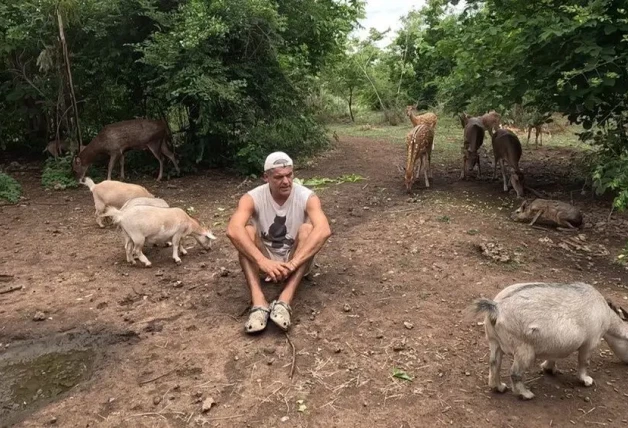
[577,344,595,386]
[171,234,182,264]
[488,340,507,392]
[510,346,536,399]
[541,360,559,375]
[528,210,543,226]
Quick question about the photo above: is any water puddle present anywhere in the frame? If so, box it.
[0,329,138,426]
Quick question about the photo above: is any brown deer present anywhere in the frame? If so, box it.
[491,129,524,197]
[72,119,180,181]
[405,106,437,180]
[402,124,434,192]
[525,112,553,147]
[43,138,70,159]
[479,110,501,136]
[459,114,486,180]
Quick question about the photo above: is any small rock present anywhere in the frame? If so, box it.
[393,343,406,352]
[403,321,414,330]
[33,311,46,322]
[343,304,352,312]
[465,371,471,376]
[155,270,164,277]
[584,396,590,403]
[172,281,183,288]
[201,397,216,413]
[153,396,161,406]
[49,416,57,425]
[200,262,207,268]
[334,347,342,354]
[219,267,229,277]
[280,416,290,423]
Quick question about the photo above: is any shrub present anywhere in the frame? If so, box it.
[41,156,80,190]
[0,172,22,203]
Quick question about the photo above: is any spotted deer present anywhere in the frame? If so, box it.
[404,106,438,185]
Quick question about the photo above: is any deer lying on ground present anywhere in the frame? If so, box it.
[405,106,437,181]
[469,282,628,400]
[511,198,583,229]
[104,205,216,267]
[81,177,154,227]
[72,119,180,181]
[43,139,69,159]
[491,129,525,197]
[459,114,485,180]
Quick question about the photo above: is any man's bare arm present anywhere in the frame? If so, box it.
[289,195,332,269]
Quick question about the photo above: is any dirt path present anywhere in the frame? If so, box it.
[1,135,628,428]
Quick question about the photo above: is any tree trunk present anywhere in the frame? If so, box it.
[348,87,354,122]
[57,7,83,149]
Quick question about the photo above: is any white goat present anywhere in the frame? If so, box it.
[120,196,169,211]
[81,177,153,227]
[470,282,628,399]
[103,205,216,267]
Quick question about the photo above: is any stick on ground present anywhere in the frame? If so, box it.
[285,332,296,379]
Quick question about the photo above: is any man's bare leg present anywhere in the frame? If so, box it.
[278,223,313,305]
[240,225,268,307]
[240,225,271,333]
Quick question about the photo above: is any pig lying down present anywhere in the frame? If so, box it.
[511,198,583,229]
[104,205,216,267]
[470,282,628,400]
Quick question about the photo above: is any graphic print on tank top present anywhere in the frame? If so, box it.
[261,215,295,249]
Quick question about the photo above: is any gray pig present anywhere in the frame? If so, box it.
[470,282,628,400]
[511,198,583,229]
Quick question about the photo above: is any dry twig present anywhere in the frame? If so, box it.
[285,332,296,379]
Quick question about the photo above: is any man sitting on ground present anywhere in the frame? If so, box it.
[226,152,332,333]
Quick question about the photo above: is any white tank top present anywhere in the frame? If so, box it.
[247,183,313,259]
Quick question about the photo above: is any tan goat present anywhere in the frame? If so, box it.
[81,177,154,227]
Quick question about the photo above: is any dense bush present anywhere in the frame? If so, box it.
[0,172,22,203]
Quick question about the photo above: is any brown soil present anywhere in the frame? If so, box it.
[1,135,628,428]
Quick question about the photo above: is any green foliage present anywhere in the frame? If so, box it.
[0,172,22,204]
[1,0,365,175]
[41,156,79,190]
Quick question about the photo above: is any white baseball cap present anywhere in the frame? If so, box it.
[264,151,293,172]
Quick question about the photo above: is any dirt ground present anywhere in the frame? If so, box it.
[1,133,628,428]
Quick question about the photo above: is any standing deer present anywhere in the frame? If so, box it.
[479,110,501,136]
[405,106,437,180]
[525,112,553,147]
[491,129,525,197]
[459,114,486,180]
[72,119,180,181]
[402,124,433,192]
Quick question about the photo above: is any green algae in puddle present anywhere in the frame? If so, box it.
[0,349,95,414]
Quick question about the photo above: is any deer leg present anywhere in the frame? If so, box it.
[422,154,430,188]
[501,160,509,192]
[493,155,498,180]
[476,156,482,179]
[460,154,467,180]
[527,127,531,145]
[147,144,165,181]
[529,210,543,226]
[161,141,180,174]
[107,153,119,181]
[427,147,433,179]
[119,153,125,181]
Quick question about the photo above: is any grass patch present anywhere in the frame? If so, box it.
[0,172,22,203]
[295,174,365,190]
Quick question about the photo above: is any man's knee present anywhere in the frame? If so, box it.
[297,223,313,240]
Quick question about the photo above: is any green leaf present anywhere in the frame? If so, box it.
[392,368,413,382]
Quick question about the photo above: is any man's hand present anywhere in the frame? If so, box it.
[258,258,293,282]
